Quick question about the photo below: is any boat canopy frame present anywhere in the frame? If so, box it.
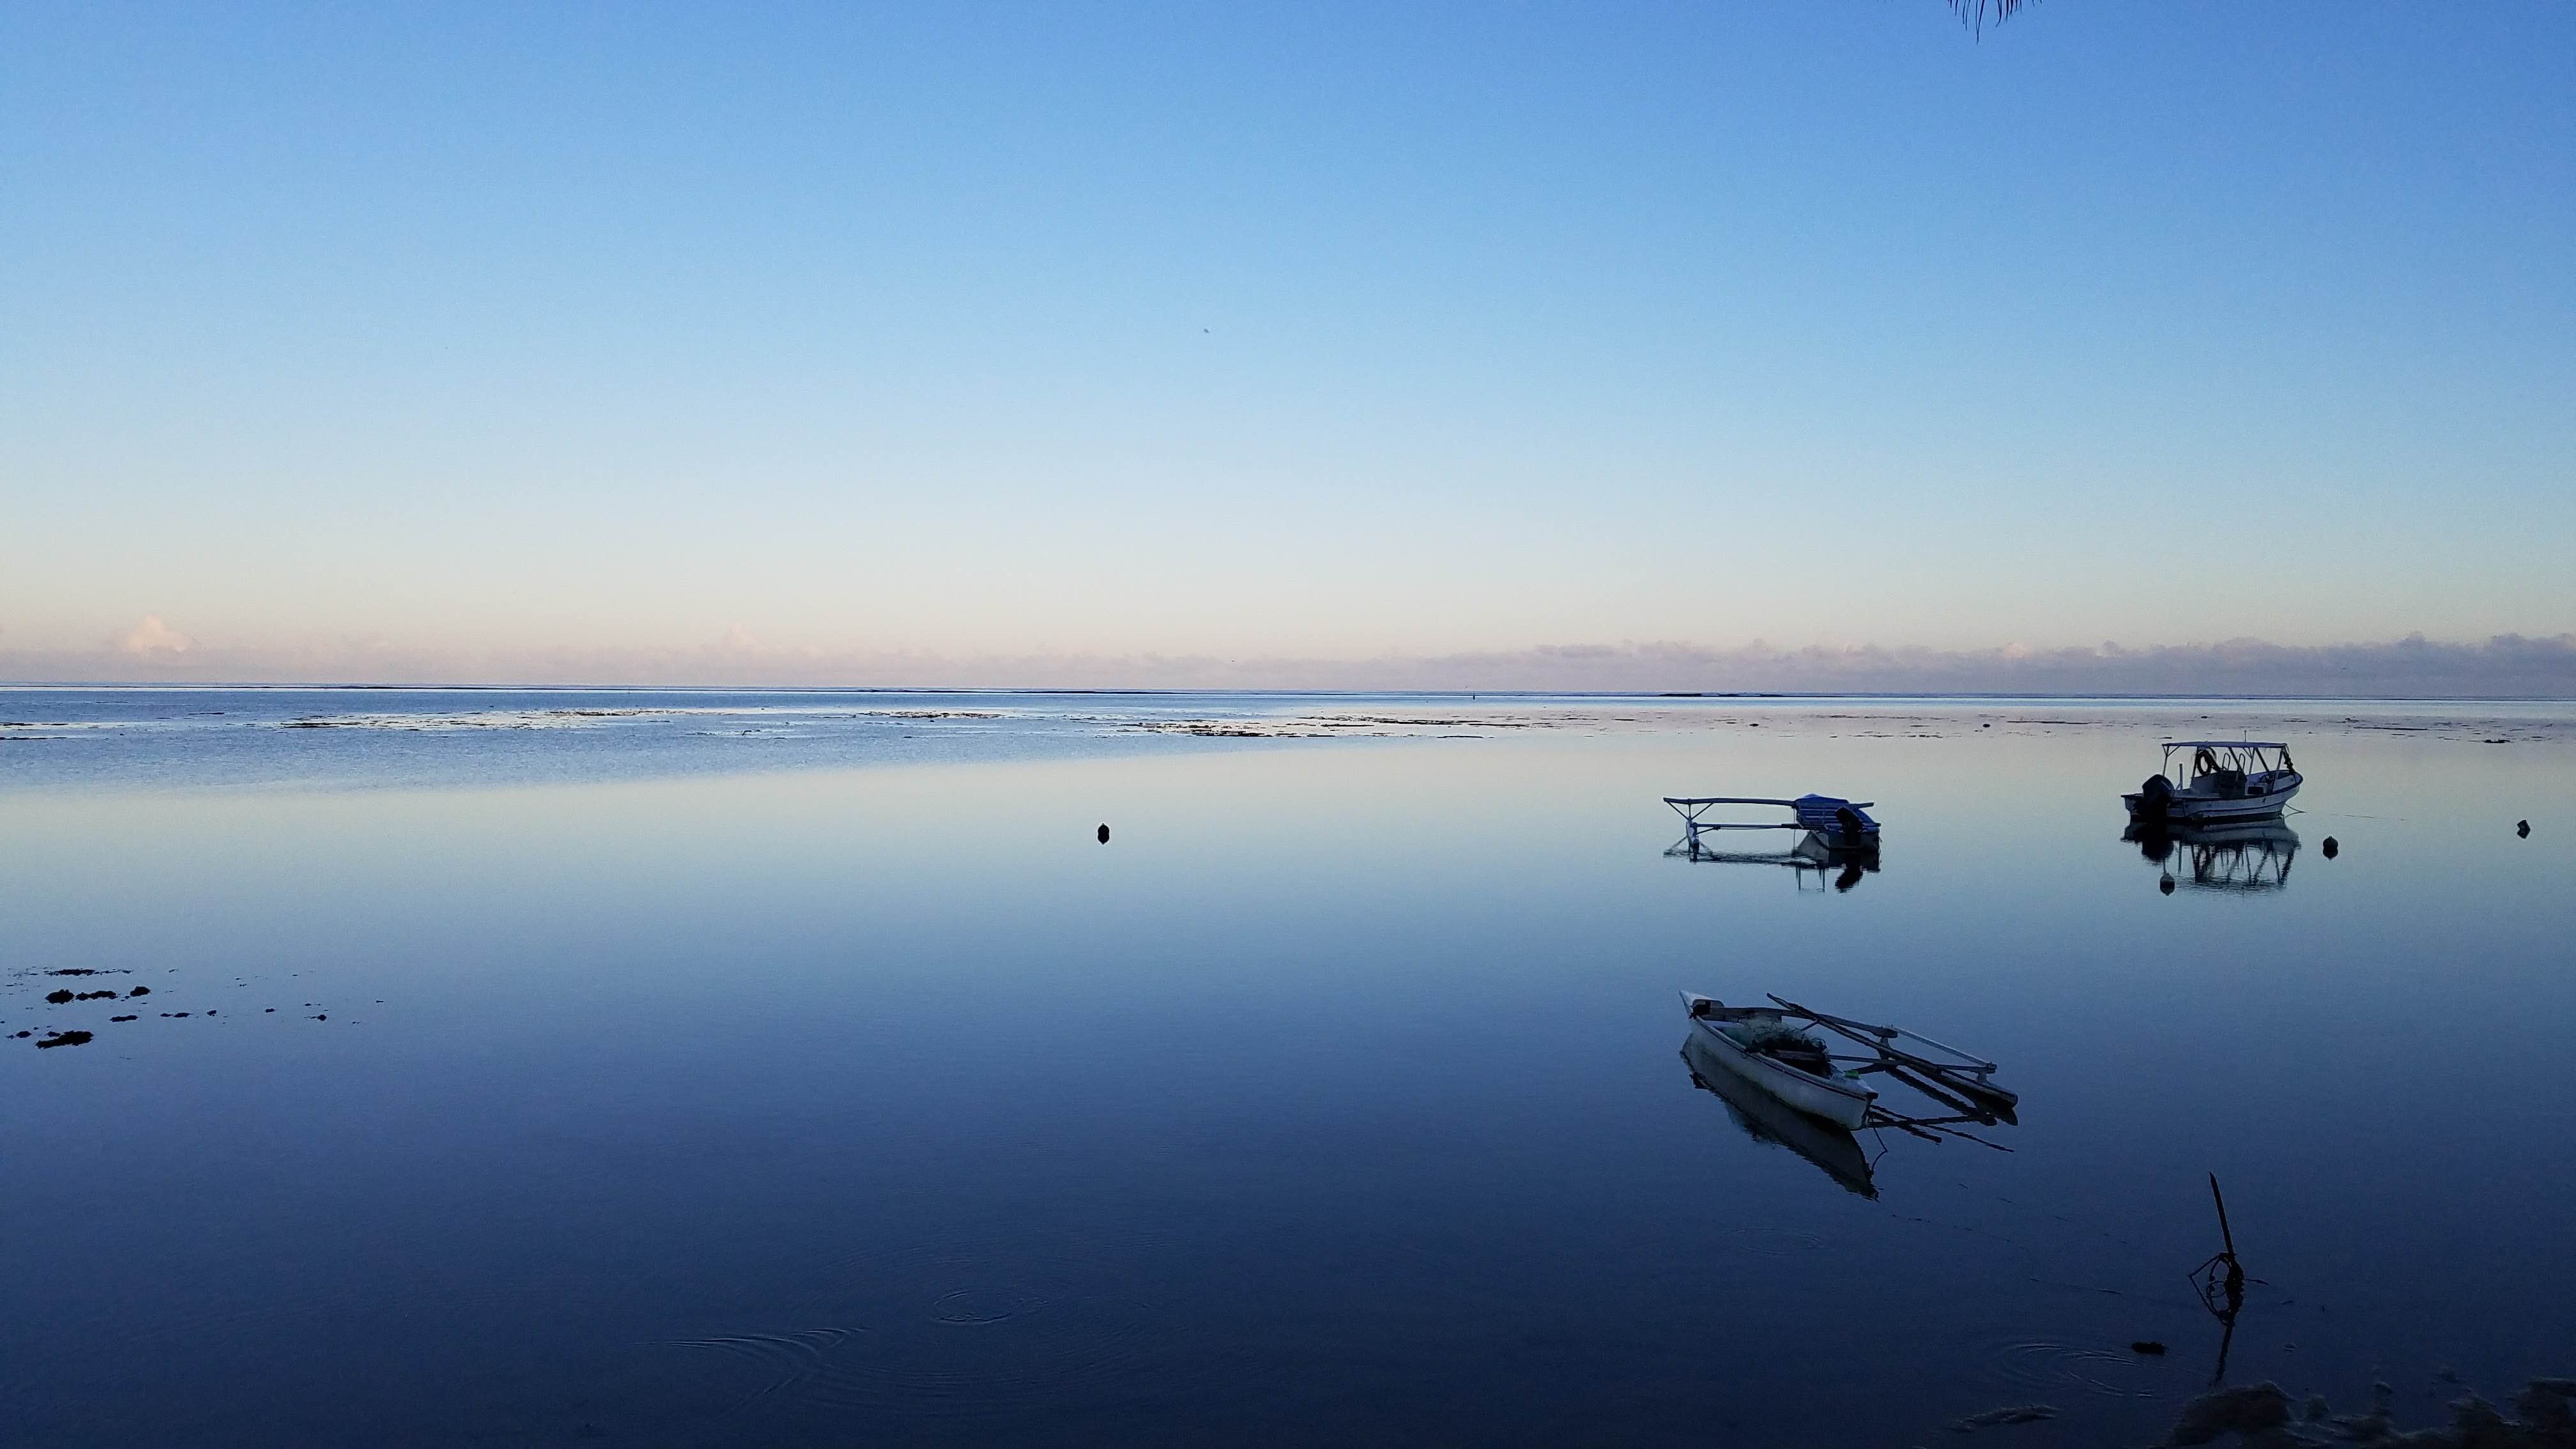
[2156,740,2294,783]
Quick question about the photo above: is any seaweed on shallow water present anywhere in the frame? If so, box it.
[2160,1376,2576,1446]
[1949,1403,2056,1432]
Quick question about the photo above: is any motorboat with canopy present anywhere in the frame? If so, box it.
[2122,741,2301,824]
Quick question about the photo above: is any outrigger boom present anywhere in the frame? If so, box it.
[1766,994,2018,1113]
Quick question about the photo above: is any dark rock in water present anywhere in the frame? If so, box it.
[2520,819,2533,838]
[2322,836,2340,859]
[129,985,151,997]
[46,968,102,976]
[1097,824,1110,843]
[111,1014,137,1022]
[12,1030,30,1038]
[2518,1381,2576,1435]
[2131,1340,2168,1354]
[1948,1403,2057,1432]
[75,990,118,1000]
[266,1008,275,1013]
[36,1031,95,1049]
[313,1013,327,1021]
[45,988,73,1004]
[2167,1383,2290,1445]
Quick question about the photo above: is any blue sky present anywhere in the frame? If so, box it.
[4,3,2571,685]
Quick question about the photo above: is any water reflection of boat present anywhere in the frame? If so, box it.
[2124,818,2298,893]
[1682,1032,1878,1198]
[1665,829,1880,893]
[2123,741,2302,823]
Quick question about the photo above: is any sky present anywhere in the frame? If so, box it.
[4,3,2572,689]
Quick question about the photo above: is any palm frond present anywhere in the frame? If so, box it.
[1947,0,2034,38]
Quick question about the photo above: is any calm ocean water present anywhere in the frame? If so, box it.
[4,689,2571,1446]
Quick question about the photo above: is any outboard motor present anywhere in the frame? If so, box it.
[1834,805,1864,838]
[2135,774,2174,822]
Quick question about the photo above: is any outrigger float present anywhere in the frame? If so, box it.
[1679,992,2018,1143]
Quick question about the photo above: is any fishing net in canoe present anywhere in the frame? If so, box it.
[1725,1015,1835,1077]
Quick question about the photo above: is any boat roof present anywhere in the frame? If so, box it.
[2162,740,2289,749]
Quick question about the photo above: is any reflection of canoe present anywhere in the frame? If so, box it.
[1683,1033,1878,1199]
[1680,992,1877,1129]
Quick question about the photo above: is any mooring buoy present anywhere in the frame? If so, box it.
[1096,824,1110,844]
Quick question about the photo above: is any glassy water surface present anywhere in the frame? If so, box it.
[4,689,2572,1445]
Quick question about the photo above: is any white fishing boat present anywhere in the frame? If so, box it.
[1680,992,2018,1135]
[2122,741,2301,823]
[1679,993,1877,1128]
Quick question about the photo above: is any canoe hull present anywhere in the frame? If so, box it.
[1680,995,1876,1130]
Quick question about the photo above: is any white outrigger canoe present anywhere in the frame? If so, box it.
[1680,994,1878,1128]
[2124,741,2301,824]
[1680,992,2016,1133]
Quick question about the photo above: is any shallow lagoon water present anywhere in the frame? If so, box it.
[3,690,2572,1445]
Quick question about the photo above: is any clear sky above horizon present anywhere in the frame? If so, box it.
[4,3,2571,682]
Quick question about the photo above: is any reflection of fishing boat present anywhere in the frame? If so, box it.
[1680,993,2018,1133]
[2123,742,2301,823]
[1665,794,1879,850]
[1664,827,1880,892]
[1683,1032,1878,1197]
[2125,818,2299,893]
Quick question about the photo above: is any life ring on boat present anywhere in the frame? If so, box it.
[2193,747,2220,778]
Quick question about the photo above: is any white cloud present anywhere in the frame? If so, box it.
[6,629,2574,696]
[118,615,194,657]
